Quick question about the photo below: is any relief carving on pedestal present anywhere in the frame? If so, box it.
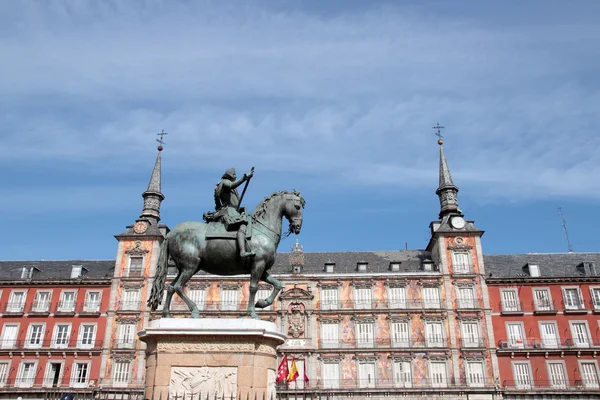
[158,341,255,352]
[170,366,237,397]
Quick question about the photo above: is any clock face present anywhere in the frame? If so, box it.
[133,221,148,234]
[451,216,466,229]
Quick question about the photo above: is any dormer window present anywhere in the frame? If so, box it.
[292,265,303,274]
[389,262,401,272]
[324,262,335,273]
[21,267,33,279]
[356,262,368,272]
[71,265,83,279]
[423,259,435,272]
[582,262,597,276]
[527,263,540,277]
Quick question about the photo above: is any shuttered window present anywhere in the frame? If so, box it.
[501,290,519,311]
[513,362,532,389]
[356,322,374,347]
[507,323,524,348]
[113,361,131,386]
[118,323,136,348]
[540,322,559,348]
[467,362,485,387]
[321,288,339,310]
[391,321,410,347]
[189,289,206,310]
[388,287,407,308]
[426,322,444,347]
[581,362,599,388]
[461,322,480,347]
[322,363,339,389]
[563,288,583,309]
[452,251,471,273]
[358,363,376,388]
[570,322,590,347]
[221,289,239,311]
[423,287,440,309]
[354,288,372,309]
[547,362,567,388]
[393,361,412,388]
[0,362,8,387]
[321,323,339,348]
[1,325,18,349]
[429,362,447,387]
[458,287,475,308]
[533,289,552,311]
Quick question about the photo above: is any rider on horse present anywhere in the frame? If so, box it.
[205,167,255,258]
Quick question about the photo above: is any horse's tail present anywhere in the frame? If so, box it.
[148,237,169,311]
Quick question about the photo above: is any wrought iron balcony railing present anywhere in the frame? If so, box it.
[0,339,103,351]
[502,379,599,390]
[317,300,445,311]
[500,300,524,314]
[532,299,558,313]
[562,299,589,312]
[277,377,496,390]
[317,337,449,349]
[0,302,26,313]
[497,337,600,350]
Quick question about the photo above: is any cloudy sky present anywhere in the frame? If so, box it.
[1,0,599,260]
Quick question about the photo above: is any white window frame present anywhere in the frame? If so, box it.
[425,321,444,347]
[321,287,339,310]
[117,322,136,349]
[16,360,38,388]
[358,361,376,388]
[220,288,239,311]
[457,286,475,309]
[71,361,91,388]
[393,360,412,388]
[501,289,520,312]
[43,360,65,388]
[579,360,600,388]
[122,289,140,311]
[354,287,373,310]
[189,288,206,310]
[388,286,407,309]
[466,361,485,387]
[0,361,11,388]
[58,290,77,312]
[71,265,82,279]
[84,291,101,312]
[7,290,27,313]
[322,362,340,389]
[25,323,45,349]
[33,290,51,312]
[590,287,600,310]
[112,360,131,387]
[562,287,584,310]
[429,360,448,388]
[452,251,472,274]
[356,321,375,348]
[546,361,568,389]
[1,323,19,349]
[532,288,553,311]
[52,323,72,349]
[512,361,533,389]
[461,321,481,348]
[506,322,525,348]
[569,321,591,348]
[390,320,410,347]
[528,264,540,277]
[78,324,97,349]
[539,321,560,348]
[127,256,144,277]
[423,286,441,309]
[320,322,340,348]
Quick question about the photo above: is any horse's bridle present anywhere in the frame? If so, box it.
[252,216,281,245]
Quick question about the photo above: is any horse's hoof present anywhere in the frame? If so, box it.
[191,312,200,318]
[255,299,268,309]
[249,311,260,320]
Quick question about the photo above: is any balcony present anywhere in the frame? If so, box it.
[114,340,137,349]
[277,377,496,391]
[117,301,141,312]
[502,380,599,391]
[456,298,479,310]
[317,337,448,350]
[500,300,524,315]
[532,299,558,314]
[562,300,589,314]
[452,265,475,275]
[460,338,486,348]
[27,301,51,314]
[124,268,144,278]
[77,302,101,315]
[0,339,103,352]
[55,300,76,315]
[316,300,445,311]
[497,337,600,352]
[1,302,26,315]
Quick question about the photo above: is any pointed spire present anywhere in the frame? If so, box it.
[139,143,165,222]
[433,124,460,218]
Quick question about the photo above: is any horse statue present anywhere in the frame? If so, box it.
[148,190,305,319]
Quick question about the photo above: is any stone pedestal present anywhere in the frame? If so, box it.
[139,318,286,399]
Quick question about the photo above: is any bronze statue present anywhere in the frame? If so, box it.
[148,169,305,319]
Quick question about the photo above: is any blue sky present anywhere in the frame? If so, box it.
[1,0,599,260]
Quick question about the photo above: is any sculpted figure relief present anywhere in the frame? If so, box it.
[148,167,305,319]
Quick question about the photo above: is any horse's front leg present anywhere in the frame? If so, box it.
[255,271,283,309]
[248,259,265,319]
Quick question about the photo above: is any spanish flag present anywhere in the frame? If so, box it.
[287,357,299,382]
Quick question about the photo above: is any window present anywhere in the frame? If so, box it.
[84,291,101,312]
[591,288,600,310]
[58,291,76,312]
[117,323,136,349]
[390,262,401,272]
[423,287,441,309]
[7,290,26,312]
[506,323,525,348]
[112,360,131,386]
[21,267,30,279]
[570,322,590,347]
[539,322,559,348]
[393,360,412,388]
[71,265,82,279]
[71,362,89,387]
[563,288,583,310]
[127,256,143,277]
[452,251,472,273]
[467,361,485,387]
[512,362,532,389]
[429,361,447,387]
[357,262,368,272]
[122,289,140,310]
[391,321,410,347]
[0,362,9,387]
[26,324,45,348]
[221,289,239,311]
[533,289,552,311]
[321,322,339,348]
[457,287,475,309]
[286,358,306,389]
[528,264,540,277]
[356,321,374,347]
[16,361,37,388]
[52,324,71,348]
[388,287,407,308]
[43,361,63,388]
[1,324,19,349]
[33,291,51,312]
[501,289,520,312]
[322,362,339,389]
[321,288,339,310]
[324,263,335,273]
[358,362,376,388]
[189,289,206,310]
[425,322,444,347]
[461,322,481,347]
[354,287,372,309]
[255,288,272,310]
[580,361,600,388]
[547,362,567,389]
[78,324,96,348]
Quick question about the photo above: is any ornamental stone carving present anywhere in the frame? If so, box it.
[170,366,237,397]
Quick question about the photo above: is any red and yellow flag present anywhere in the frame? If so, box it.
[287,357,299,382]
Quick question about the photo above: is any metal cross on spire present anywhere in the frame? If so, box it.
[156,129,168,151]
[432,123,444,144]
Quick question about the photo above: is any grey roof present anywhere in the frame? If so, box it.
[270,250,432,275]
[484,252,600,279]
[0,260,114,282]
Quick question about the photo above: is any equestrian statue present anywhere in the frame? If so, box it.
[148,167,305,319]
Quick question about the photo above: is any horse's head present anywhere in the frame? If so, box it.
[283,190,305,235]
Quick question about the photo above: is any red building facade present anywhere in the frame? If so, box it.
[486,254,600,399]
[0,261,112,398]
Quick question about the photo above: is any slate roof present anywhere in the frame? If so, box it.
[484,252,600,279]
[0,260,114,282]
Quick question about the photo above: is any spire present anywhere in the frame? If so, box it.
[433,124,460,218]
[139,132,167,222]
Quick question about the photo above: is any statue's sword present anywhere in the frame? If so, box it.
[237,166,254,211]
